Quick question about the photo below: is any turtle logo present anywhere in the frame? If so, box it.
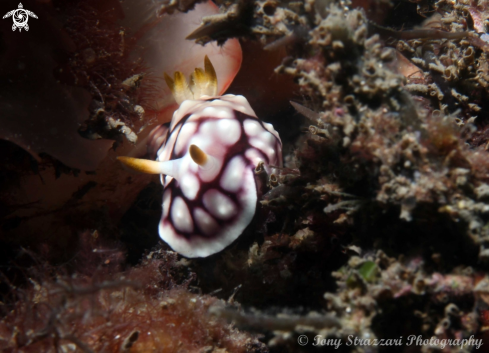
[3,3,38,32]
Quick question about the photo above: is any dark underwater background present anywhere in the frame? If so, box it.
[1,0,489,352]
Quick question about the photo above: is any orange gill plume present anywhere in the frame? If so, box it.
[0,0,242,170]
[118,57,283,258]
[0,0,242,256]
[121,0,242,125]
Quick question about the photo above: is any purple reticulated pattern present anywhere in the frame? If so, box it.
[153,95,282,258]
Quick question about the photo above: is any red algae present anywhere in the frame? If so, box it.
[0,232,266,353]
[4,0,489,352]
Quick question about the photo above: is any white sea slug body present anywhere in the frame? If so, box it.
[119,57,282,258]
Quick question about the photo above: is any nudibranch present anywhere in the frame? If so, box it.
[118,57,282,258]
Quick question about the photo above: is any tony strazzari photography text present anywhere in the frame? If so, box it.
[311,335,483,349]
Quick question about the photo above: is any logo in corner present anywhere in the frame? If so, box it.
[3,3,38,32]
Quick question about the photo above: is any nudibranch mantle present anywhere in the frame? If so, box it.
[119,58,282,258]
[157,94,281,258]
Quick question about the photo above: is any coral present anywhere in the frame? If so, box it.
[390,0,489,148]
[210,251,485,352]
[175,0,489,351]
[261,1,489,264]
[5,0,489,352]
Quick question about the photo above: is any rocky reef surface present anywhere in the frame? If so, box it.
[2,0,489,352]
